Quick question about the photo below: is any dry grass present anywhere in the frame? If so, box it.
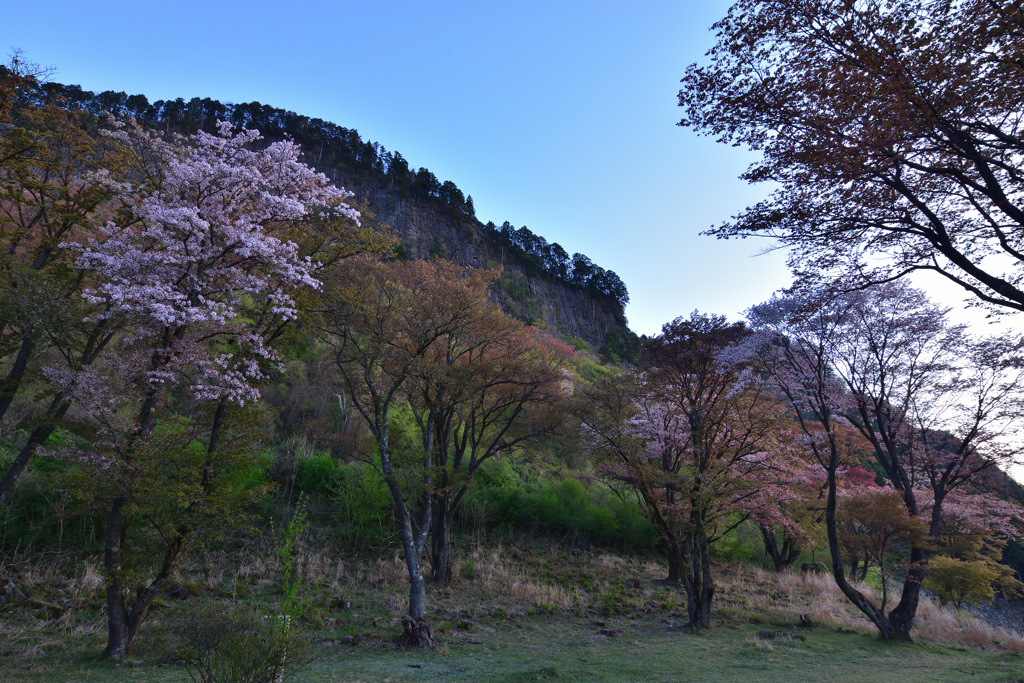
[3,532,1022,663]
[454,547,583,609]
[716,564,1024,652]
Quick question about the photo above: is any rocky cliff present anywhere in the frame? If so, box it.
[347,179,632,353]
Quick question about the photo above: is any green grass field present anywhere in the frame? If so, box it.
[3,614,1023,682]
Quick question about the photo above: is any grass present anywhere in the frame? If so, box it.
[3,613,1022,682]
[2,539,1023,682]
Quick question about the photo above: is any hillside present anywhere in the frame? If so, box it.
[348,177,631,352]
[9,76,637,356]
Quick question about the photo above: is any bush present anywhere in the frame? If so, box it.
[460,467,659,549]
[332,461,393,547]
[294,452,337,495]
[173,603,311,683]
[711,518,764,565]
[924,556,999,609]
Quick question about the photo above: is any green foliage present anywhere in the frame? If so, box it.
[599,330,641,364]
[565,336,589,352]
[460,464,659,549]
[173,602,311,683]
[493,273,539,324]
[428,237,444,259]
[294,453,337,495]
[290,452,392,548]
[330,462,392,547]
[711,519,765,565]
[924,556,1000,609]
[277,503,310,618]
[0,429,106,551]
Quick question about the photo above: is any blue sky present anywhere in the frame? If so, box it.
[3,1,794,336]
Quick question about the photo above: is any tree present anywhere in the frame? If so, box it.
[319,257,500,646]
[0,97,135,505]
[924,556,1000,609]
[55,119,357,660]
[927,489,1024,605]
[580,313,797,629]
[748,284,1024,639]
[680,1,1024,313]
[748,291,900,637]
[837,487,928,609]
[409,307,573,585]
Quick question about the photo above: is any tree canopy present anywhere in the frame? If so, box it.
[680,0,1024,313]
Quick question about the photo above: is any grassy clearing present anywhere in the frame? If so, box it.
[2,540,1023,682]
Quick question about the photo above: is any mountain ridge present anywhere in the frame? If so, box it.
[9,75,638,356]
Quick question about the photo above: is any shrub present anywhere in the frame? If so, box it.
[173,603,311,683]
[924,556,999,609]
[332,461,393,547]
[460,467,659,549]
[294,452,337,495]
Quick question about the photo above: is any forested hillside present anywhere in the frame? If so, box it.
[6,71,636,356]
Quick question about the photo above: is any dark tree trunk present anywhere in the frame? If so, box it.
[0,398,69,506]
[666,537,685,583]
[430,494,454,586]
[887,544,929,640]
[823,442,894,639]
[401,614,435,648]
[102,497,130,661]
[102,401,223,660]
[682,513,714,630]
[760,524,800,572]
[0,336,33,424]
[102,494,184,660]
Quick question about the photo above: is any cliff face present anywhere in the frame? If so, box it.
[348,180,630,351]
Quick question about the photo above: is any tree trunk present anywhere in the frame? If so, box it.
[430,494,454,586]
[102,497,131,661]
[102,495,185,660]
[101,400,222,660]
[0,398,68,506]
[823,444,894,639]
[380,452,434,647]
[887,545,928,640]
[666,537,685,583]
[682,513,714,630]
[401,614,435,648]
[0,336,33,424]
[760,524,800,572]
[398,513,434,646]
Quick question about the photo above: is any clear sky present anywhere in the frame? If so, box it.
[2,0,793,337]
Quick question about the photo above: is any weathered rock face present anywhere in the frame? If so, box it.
[348,180,629,351]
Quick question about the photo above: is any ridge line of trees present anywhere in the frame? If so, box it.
[2,68,629,311]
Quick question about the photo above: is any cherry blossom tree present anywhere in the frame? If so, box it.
[580,313,803,629]
[748,284,1024,640]
[54,119,358,660]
